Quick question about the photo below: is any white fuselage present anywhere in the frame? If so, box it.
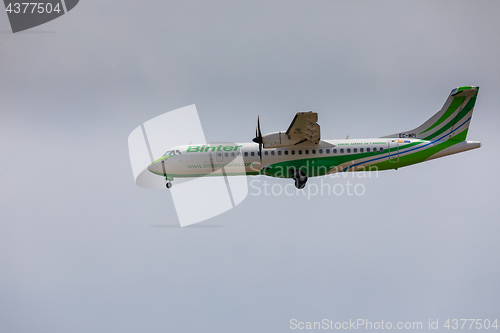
[148,138,481,179]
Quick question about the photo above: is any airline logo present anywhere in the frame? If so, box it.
[187,145,242,153]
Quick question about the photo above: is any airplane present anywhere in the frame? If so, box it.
[147,86,481,189]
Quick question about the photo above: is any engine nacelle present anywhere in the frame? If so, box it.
[262,132,299,148]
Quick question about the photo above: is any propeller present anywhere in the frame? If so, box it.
[252,116,263,162]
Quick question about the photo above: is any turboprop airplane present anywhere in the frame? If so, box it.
[148,86,481,189]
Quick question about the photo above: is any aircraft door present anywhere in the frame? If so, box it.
[388,140,399,163]
[216,151,223,162]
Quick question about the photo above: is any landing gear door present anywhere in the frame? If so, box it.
[388,140,399,163]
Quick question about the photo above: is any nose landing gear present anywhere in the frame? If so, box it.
[162,160,173,189]
[165,175,174,189]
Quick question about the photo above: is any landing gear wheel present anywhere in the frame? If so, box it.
[294,178,306,189]
[291,168,308,189]
[166,182,172,189]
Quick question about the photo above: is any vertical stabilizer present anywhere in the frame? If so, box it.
[383,86,479,142]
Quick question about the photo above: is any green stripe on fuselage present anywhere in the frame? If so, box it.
[262,142,421,178]
[149,155,173,165]
[368,136,463,171]
[150,170,260,177]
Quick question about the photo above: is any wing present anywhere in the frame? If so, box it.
[260,111,321,148]
[285,111,320,145]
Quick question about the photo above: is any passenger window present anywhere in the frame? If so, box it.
[231,152,235,157]
[244,152,248,157]
[305,150,309,154]
[291,150,296,155]
[257,151,260,156]
[326,149,330,154]
[333,149,337,154]
[319,149,323,154]
[225,153,228,157]
[298,150,302,155]
[367,148,370,152]
[379,147,383,152]
[360,148,364,153]
[285,151,289,155]
[251,152,255,156]
[278,151,282,155]
[271,151,275,156]
[265,151,268,156]
[353,148,357,153]
[312,150,316,154]
[340,148,344,153]
[347,148,351,153]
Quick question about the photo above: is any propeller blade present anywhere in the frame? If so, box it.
[251,115,263,162]
[257,116,263,162]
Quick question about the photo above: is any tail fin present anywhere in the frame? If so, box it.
[383,86,479,142]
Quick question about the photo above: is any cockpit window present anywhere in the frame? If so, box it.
[163,150,181,157]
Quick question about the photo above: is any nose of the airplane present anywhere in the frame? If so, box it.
[148,160,165,175]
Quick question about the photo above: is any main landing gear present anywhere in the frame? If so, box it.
[291,168,308,189]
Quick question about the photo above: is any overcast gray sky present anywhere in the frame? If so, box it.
[1,1,499,332]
